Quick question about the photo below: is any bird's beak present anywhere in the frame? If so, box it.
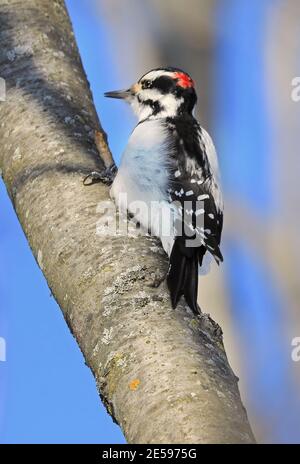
[104,88,131,99]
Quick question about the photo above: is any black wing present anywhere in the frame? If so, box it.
[164,115,223,313]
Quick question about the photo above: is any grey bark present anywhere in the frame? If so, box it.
[0,0,255,444]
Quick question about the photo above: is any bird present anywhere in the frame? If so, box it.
[105,67,223,314]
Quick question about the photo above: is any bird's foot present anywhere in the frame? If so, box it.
[83,163,117,186]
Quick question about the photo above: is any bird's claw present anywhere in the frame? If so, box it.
[83,164,117,186]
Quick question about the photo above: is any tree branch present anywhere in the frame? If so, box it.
[0,0,255,443]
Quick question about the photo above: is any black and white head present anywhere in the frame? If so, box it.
[105,67,197,120]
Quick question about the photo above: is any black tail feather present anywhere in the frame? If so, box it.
[167,240,201,314]
[167,242,187,309]
[183,252,199,313]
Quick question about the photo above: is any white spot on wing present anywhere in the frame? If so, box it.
[195,209,205,216]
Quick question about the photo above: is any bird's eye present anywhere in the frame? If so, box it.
[142,80,152,89]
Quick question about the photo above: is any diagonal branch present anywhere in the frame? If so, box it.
[0,0,255,443]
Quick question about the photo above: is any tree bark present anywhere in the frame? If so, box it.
[0,0,255,444]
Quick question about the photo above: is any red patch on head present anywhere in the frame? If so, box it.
[174,72,194,89]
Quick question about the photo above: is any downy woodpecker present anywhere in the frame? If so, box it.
[105,67,223,314]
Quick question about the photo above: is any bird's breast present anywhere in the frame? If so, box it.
[110,120,176,251]
[111,120,171,207]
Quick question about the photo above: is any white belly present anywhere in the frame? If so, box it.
[110,120,175,255]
